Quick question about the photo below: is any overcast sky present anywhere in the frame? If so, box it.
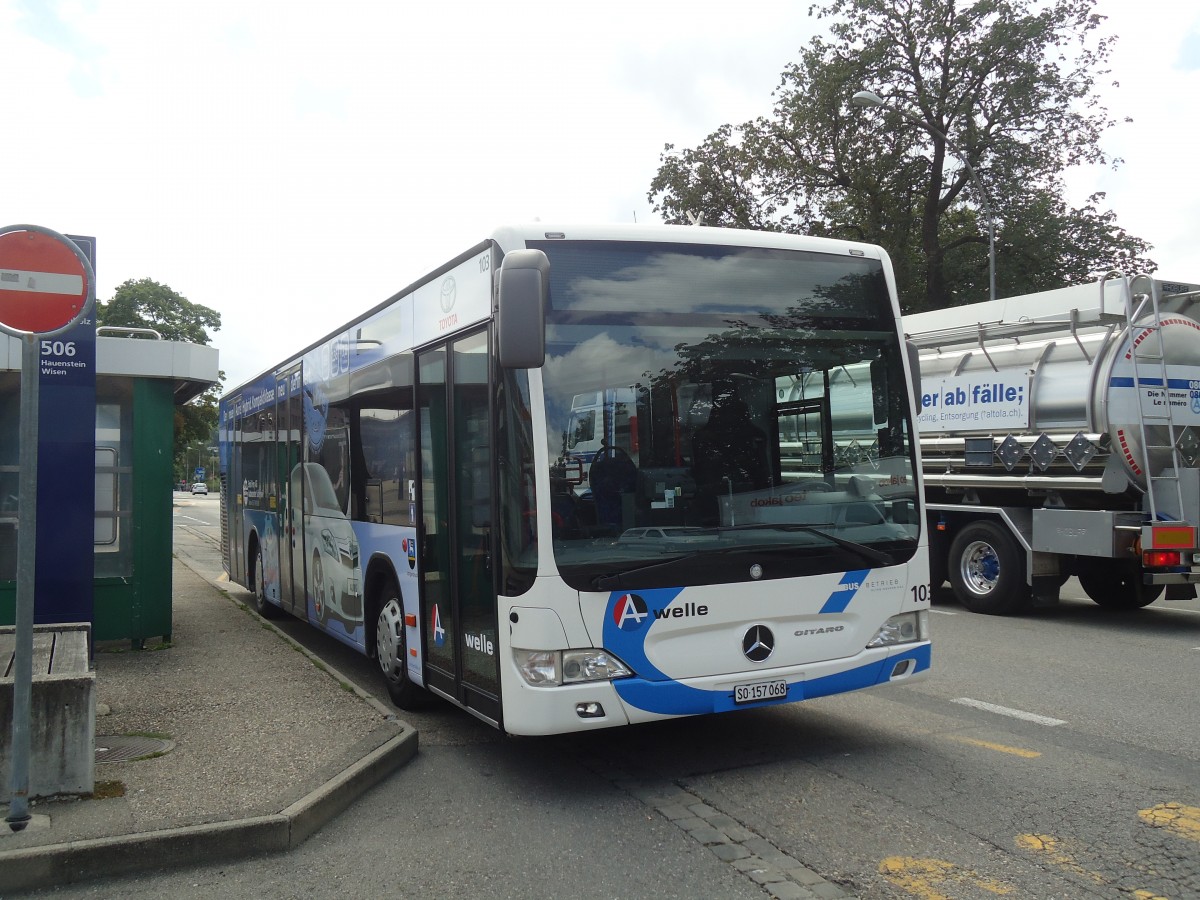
[4,0,1198,390]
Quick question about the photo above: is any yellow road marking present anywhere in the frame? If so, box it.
[946,735,1041,758]
[1017,832,1169,897]
[1138,802,1200,843]
[1014,834,1104,884]
[879,856,1014,899]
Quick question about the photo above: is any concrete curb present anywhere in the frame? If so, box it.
[0,722,418,894]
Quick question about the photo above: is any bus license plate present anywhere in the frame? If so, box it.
[734,679,788,704]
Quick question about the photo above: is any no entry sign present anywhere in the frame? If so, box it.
[0,226,92,335]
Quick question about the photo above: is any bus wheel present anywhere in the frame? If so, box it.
[375,581,427,709]
[948,522,1028,615]
[1079,565,1163,609]
[251,544,281,619]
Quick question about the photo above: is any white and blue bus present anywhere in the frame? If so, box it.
[219,223,930,735]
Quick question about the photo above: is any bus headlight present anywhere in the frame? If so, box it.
[866,611,929,648]
[514,649,633,686]
[562,649,631,684]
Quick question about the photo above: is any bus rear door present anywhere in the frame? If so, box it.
[279,365,305,614]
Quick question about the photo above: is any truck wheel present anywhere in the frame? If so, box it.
[1079,566,1163,609]
[948,522,1028,615]
[374,579,430,709]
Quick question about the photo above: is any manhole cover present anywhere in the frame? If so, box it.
[95,735,174,764]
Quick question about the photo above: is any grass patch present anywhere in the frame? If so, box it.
[92,780,126,800]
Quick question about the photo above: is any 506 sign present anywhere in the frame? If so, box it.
[40,339,77,357]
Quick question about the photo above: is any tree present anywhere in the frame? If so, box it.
[96,277,221,344]
[96,278,223,468]
[648,0,1154,312]
[172,384,221,480]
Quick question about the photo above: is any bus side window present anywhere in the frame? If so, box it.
[357,390,416,527]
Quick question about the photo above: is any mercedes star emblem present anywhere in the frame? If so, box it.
[742,624,774,662]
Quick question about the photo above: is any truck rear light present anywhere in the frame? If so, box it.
[1146,525,1196,549]
[1143,550,1182,567]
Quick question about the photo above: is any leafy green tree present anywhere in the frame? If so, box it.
[96,278,220,344]
[172,385,221,481]
[648,0,1154,312]
[96,278,223,470]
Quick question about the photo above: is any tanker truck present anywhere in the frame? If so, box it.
[904,273,1200,613]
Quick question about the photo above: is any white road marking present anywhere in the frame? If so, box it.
[951,697,1067,727]
[929,608,957,615]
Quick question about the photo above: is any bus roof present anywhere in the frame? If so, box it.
[489,222,889,259]
[222,223,892,399]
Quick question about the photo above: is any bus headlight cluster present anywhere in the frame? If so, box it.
[514,649,633,686]
[865,611,929,648]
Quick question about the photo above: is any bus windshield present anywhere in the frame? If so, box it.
[533,240,920,591]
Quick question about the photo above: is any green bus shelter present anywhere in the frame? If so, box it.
[0,330,219,645]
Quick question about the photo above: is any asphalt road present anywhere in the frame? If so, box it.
[134,493,1200,899]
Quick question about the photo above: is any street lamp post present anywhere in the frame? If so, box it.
[851,89,996,303]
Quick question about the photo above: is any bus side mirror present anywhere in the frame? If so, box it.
[870,356,887,423]
[498,249,549,369]
[906,339,921,415]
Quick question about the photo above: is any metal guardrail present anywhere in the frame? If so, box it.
[96,326,163,340]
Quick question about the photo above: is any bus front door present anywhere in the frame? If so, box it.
[417,330,501,725]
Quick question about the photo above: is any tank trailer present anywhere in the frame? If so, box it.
[906,273,1200,613]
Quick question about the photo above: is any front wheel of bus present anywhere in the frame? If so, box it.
[251,544,281,619]
[375,582,427,709]
[948,522,1027,615]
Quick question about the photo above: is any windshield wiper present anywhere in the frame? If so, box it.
[716,523,896,568]
[591,544,806,592]
[588,526,895,591]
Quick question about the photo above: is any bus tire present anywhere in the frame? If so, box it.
[375,579,428,709]
[948,521,1028,615]
[1079,565,1163,609]
[251,543,281,619]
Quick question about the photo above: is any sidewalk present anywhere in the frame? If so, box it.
[0,538,417,894]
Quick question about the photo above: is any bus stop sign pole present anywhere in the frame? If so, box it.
[0,225,95,832]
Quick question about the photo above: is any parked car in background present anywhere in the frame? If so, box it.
[192,482,209,495]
